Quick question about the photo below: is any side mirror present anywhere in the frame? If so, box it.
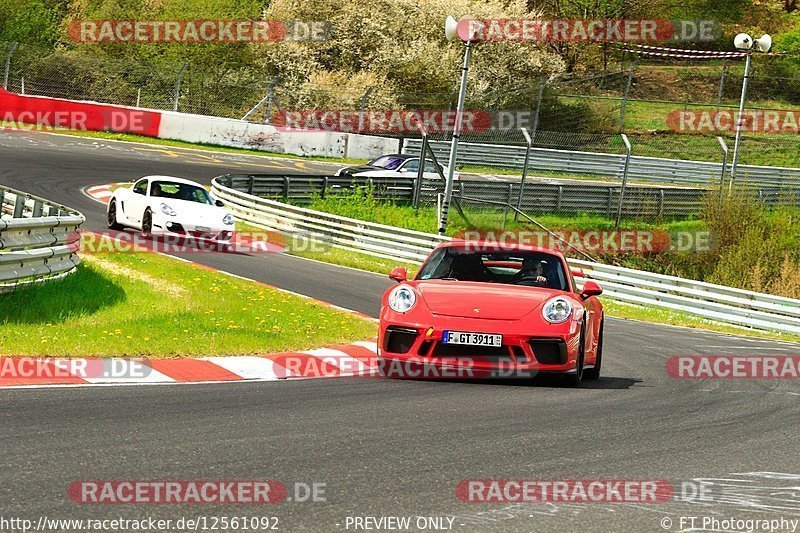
[580,280,603,299]
[389,267,408,283]
[456,163,465,170]
[215,200,224,207]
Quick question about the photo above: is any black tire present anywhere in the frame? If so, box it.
[107,200,124,230]
[584,316,604,381]
[563,327,585,387]
[141,209,153,238]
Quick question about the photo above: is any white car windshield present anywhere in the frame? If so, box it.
[150,181,213,205]
[367,156,405,170]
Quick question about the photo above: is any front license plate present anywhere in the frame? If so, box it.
[442,331,502,347]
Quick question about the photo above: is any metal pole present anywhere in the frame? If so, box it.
[173,61,188,112]
[615,133,632,228]
[730,53,751,183]
[3,42,18,90]
[515,127,532,220]
[136,87,141,108]
[714,59,729,131]
[439,41,472,235]
[530,77,545,140]
[618,60,637,132]
[357,87,373,133]
[717,136,729,200]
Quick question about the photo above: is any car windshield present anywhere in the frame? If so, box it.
[416,247,570,291]
[367,155,405,170]
[150,181,213,205]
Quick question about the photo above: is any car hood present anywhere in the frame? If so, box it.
[157,199,228,222]
[339,165,383,175]
[415,281,563,320]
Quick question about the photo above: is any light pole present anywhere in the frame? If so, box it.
[439,16,483,235]
[730,32,771,185]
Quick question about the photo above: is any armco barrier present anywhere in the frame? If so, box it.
[212,176,800,335]
[218,173,706,218]
[403,138,800,192]
[0,185,84,293]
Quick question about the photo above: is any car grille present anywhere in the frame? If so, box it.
[385,327,418,354]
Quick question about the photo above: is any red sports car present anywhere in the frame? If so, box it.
[378,241,604,386]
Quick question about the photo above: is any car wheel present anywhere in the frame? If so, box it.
[107,200,124,230]
[564,327,585,387]
[141,209,153,238]
[584,316,604,381]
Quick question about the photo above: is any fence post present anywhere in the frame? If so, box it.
[32,200,43,218]
[0,189,5,215]
[357,87,373,133]
[515,127,532,220]
[321,177,329,199]
[714,59,729,129]
[3,42,17,90]
[716,136,729,199]
[413,129,428,208]
[173,61,188,112]
[618,60,638,132]
[264,76,280,124]
[615,134,632,228]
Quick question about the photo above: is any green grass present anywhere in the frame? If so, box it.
[302,187,701,236]
[0,249,376,357]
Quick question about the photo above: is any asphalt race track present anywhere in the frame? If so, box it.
[2,130,800,532]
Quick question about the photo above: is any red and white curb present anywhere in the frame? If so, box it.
[0,341,378,388]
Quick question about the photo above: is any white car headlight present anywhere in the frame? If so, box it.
[542,297,573,324]
[388,285,416,313]
[160,203,176,217]
[223,214,234,225]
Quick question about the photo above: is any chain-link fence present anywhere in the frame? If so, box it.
[2,41,800,224]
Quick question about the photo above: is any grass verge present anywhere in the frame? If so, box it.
[0,250,376,357]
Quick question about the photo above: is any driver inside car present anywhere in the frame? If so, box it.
[513,257,549,287]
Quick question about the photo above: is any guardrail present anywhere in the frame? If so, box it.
[0,185,84,293]
[403,139,800,194]
[213,175,800,335]
[219,173,707,218]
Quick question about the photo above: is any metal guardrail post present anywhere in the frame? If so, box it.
[615,134,632,228]
[515,127,532,220]
[717,136,729,200]
[13,194,25,218]
[173,61,188,112]
[3,42,17,90]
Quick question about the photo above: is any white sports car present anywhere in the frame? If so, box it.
[107,176,235,242]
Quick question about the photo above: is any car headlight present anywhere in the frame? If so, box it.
[542,297,573,324]
[388,285,416,313]
[160,203,176,217]
[223,214,234,225]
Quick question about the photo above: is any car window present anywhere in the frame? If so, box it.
[416,247,569,291]
[150,181,213,205]
[402,159,419,172]
[132,180,148,195]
